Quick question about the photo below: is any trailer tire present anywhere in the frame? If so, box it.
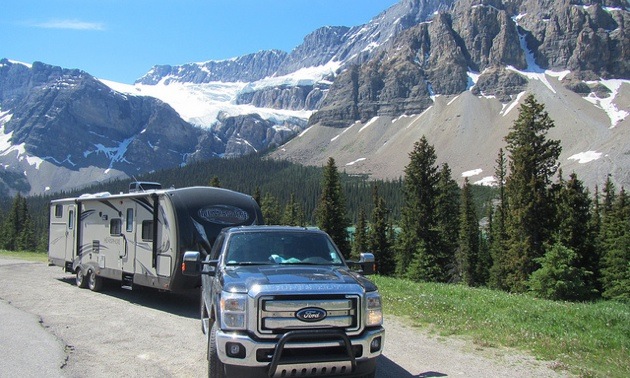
[87,270,103,292]
[75,268,88,289]
[208,322,225,378]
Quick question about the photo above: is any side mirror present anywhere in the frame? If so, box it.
[359,252,376,275]
[348,252,376,275]
[182,251,202,276]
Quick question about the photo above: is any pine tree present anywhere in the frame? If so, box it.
[503,95,562,292]
[600,188,630,301]
[528,242,593,301]
[435,163,460,281]
[261,193,281,225]
[209,176,221,188]
[489,148,509,289]
[396,136,441,281]
[1,194,33,251]
[552,173,598,299]
[282,193,304,226]
[316,157,350,257]
[351,208,368,260]
[368,185,395,275]
[457,178,480,286]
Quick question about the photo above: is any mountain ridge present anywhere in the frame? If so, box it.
[0,0,628,195]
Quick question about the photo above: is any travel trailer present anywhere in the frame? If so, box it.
[48,184,263,292]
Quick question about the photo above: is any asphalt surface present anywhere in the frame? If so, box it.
[0,257,569,377]
[0,260,66,378]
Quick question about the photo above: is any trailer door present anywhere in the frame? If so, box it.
[48,203,76,265]
[120,206,136,274]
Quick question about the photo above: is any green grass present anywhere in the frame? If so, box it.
[372,275,630,378]
[0,250,48,262]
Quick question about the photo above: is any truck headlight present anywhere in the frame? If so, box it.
[365,291,383,327]
[220,293,247,330]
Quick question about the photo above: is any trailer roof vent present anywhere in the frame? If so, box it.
[129,181,162,193]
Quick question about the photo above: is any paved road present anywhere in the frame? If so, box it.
[0,257,568,377]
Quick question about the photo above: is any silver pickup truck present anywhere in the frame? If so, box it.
[183,225,384,378]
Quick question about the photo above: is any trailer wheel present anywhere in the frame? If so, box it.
[208,322,225,378]
[75,269,88,289]
[87,270,103,292]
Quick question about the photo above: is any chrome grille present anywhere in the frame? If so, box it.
[259,295,359,334]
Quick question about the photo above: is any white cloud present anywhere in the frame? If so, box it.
[31,19,105,31]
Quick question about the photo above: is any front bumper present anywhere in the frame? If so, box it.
[216,327,384,377]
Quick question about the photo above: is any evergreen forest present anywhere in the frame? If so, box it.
[1,95,628,302]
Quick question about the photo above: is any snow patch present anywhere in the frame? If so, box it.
[331,123,357,142]
[462,168,483,178]
[447,95,460,106]
[583,79,629,128]
[501,92,526,116]
[359,117,379,133]
[568,151,602,164]
[475,176,497,186]
[346,158,366,166]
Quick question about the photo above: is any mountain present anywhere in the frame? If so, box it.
[1,0,629,196]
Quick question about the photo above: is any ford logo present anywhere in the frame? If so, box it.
[295,307,327,323]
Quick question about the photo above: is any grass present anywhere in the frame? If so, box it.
[372,275,630,378]
[0,249,48,262]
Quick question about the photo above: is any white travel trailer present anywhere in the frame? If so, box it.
[48,185,263,292]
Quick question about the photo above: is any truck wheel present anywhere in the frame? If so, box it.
[208,322,225,378]
[87,270,103,292]
[75,269,88,289]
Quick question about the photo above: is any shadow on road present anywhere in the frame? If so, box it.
[377,355,447,378]
[57,276,199,319]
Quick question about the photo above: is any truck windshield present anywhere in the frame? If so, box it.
[225,231,344,266]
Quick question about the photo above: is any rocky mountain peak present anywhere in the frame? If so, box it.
[136,49,289,85]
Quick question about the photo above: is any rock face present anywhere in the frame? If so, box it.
[309,0,629,127]
[236,83,328,111]
[136,50,289,84]
[517,0,629,78]
[0,60,219,174]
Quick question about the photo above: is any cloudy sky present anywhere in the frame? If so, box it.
[2,0,399,83]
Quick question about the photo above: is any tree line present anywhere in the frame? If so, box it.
[342,95,627,302]
[1,95,627,302]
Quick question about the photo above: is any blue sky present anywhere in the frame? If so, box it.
[2,0,399,84]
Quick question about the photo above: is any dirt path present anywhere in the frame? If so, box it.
[0,258,569,377]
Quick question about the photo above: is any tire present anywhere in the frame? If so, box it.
[201,300,210,335]
[75,268,88,289]
[208,322,225,378]
[87,269,103,292]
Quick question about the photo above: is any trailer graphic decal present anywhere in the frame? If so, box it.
[197,205,250,225]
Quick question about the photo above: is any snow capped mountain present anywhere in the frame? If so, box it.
[0,0,629,195]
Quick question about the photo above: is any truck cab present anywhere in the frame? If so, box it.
[183,225,384,378]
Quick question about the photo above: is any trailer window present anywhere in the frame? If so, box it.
[54,204,63,218]
[142,220,154,241]
[69,210,74,229]
[110,219,122,236]
[126,208,134,232]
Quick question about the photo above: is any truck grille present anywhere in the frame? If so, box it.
[258,295,359,335]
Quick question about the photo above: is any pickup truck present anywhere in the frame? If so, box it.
[182,225,384,378]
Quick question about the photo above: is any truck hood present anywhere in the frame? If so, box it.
[221,265,378,293]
